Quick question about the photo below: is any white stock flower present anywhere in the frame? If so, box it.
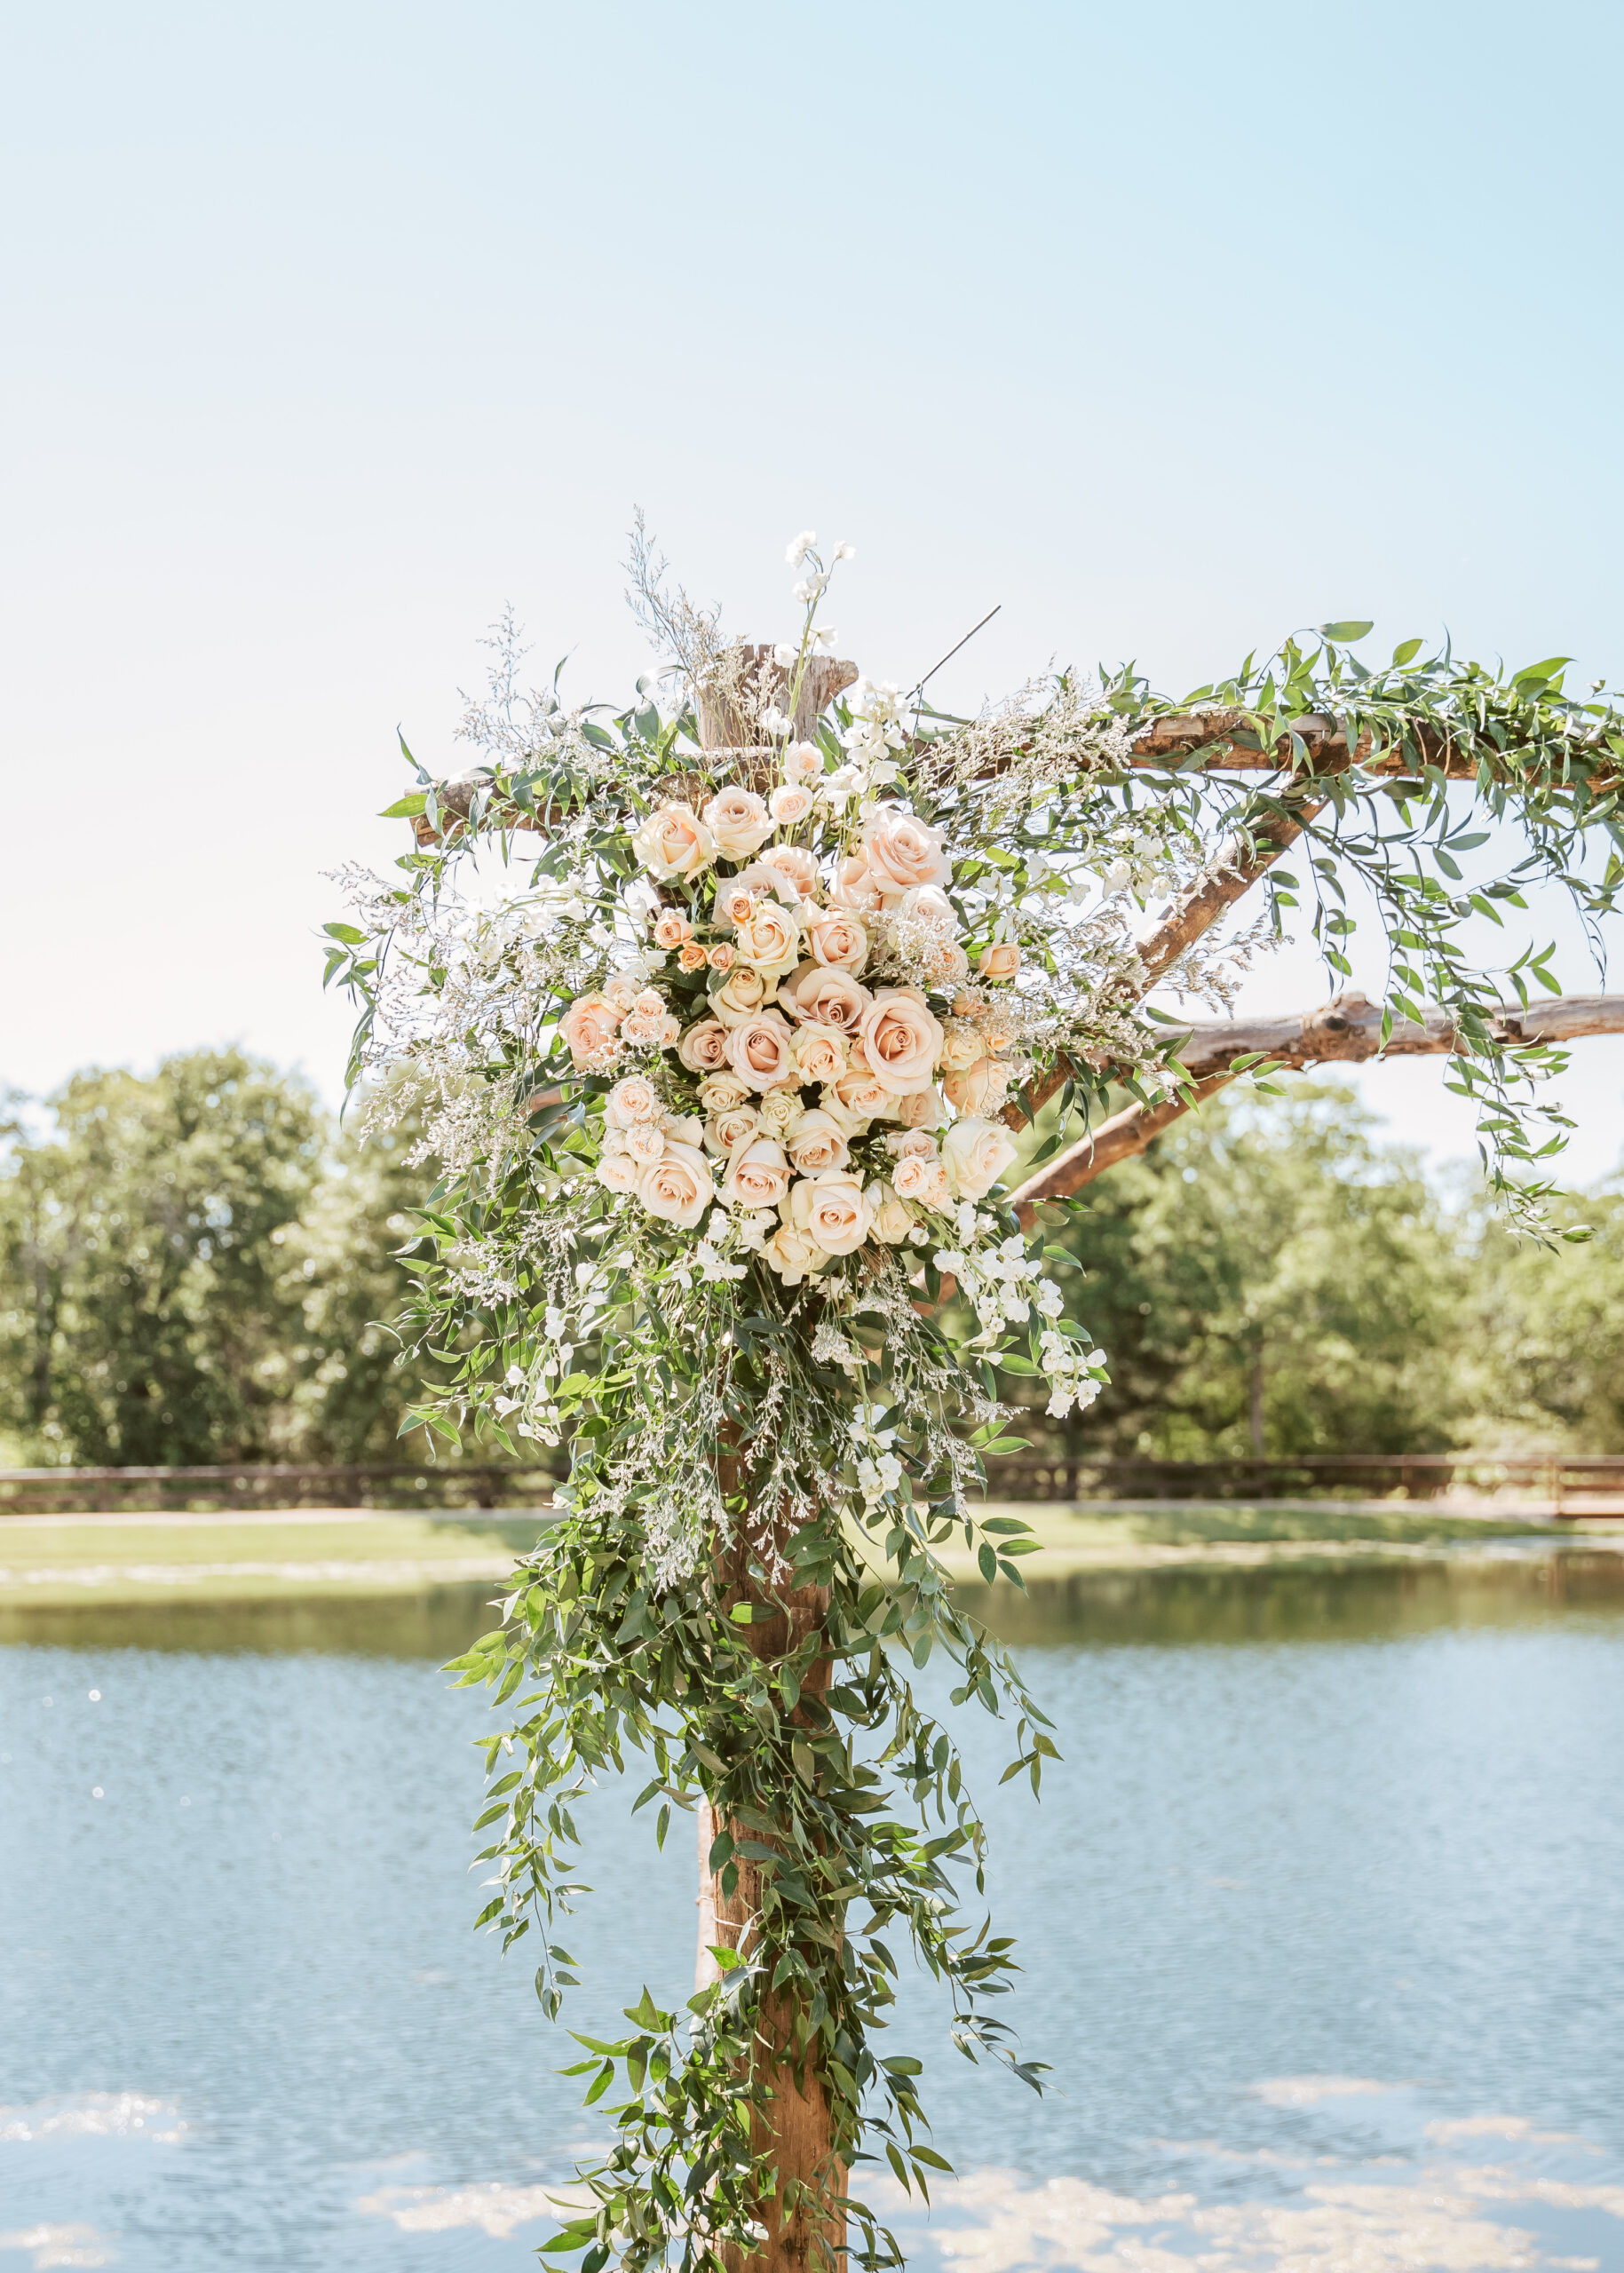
[785,530,818,566]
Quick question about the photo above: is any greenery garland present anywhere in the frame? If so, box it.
[330,537,1623,2271]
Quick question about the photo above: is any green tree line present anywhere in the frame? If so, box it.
[1,1050,1620,1468]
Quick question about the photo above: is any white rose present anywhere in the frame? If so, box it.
[596,1150,641,1194]
[868,1182,916,1244]
[764,1222,829,1285]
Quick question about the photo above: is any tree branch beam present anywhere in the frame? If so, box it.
[1008,989,1624,1219]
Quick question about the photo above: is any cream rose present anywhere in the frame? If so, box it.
[764,1221,828,1285]
[818,1090,873,1140]
[757,1083,807,1138]
[782,963,872,1033]
[712,964,772,1026]
[795,1170,874,1256]
[785,1110,852,1174]
[678,940,709,974]
[939,1023,986,1073]
[637,1142,715,1229]
[769,782,814,826]
[783,741,823,784]
[698,1071,751,1113]
[863,812,951,898]
[704,1104,759,1155]
[788,1021,848,1085]
[624,1121,667,1164]
[977,939,1022,982]
[943,1058,1002,1114]
[606,1074,663,1128]
[757,846,820,901]
[677,1017,729,1073]
[885,1128,937,1160]
[833,1063,891,1118]
[858,988,946,1094]
[869,1183,916,1245]
[595,1149,640,1195]
[721,1135,792,1210]
[894,1085,946,1131]
[724,1010,796,1092]
[632,804,715,883]
[734,900,802,974]
[829,853,882,914]
[661,1111,705,1149]
[807,909,869,972]
[942,1116,1018,1200]
[653,909,693,950]
[702,787,773,861]
[560,994,623,1070]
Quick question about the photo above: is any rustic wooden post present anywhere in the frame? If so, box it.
[692,652,855,2273]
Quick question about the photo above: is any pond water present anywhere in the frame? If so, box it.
[4,1547,1624,2272]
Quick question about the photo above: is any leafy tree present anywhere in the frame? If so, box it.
[0,1051,422,1466]
[1037,1083,1464,1458]
[1452,1182,1624,1452]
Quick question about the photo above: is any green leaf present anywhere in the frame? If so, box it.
[1390,637,1423,666]
[1319,619,1374,643]
[377,792,428,820]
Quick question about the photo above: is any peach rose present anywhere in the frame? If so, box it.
[653,909,693,951]
[783,741,824,784]
[709,940,737,970]
[894,1085,946,1131]
[829,853,882,914]
[863,812,951,898]
[596,1149,641,1194]
[834,1063,891,1118]
[678,940,709,973]
[897,884,959,934]
[560,993,624,1071]
[705,1104,761,1155]
[782,963,872,1033]
[713,965,772,1026]
[818,1090,873,1140]
[677,1018,729,1073]
[977,940,1022,982]
[793,1170,874,1256]
[757,1083,807,1138]
[939,1023,986,1073]
[785,1110,852,1174]
[715,882,757,929]
[734,900,802,974]
[698,1071,751,1113]
[764,1221,828,1285]
[943,1058,1002,1114]
[788,1021,848,1085]
[756,846,820,901]
[869,1183,916,1244]
[702,787,773,861]
[807,909,869,972]
[724,1010,796,1092]
[770,782,814,826]
[637,1142,715,1229]
[606,1074,663,1128]
[942,1116,1018,1200]
[721,1135,792,1210]
[891,1152,950,1210]
[885,1128,937,1160]
[632,804,715,883]
[858,988,945,1093]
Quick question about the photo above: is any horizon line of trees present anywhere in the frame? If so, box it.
[2,1049,1621,1470]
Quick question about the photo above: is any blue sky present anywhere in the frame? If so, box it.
[4,1,1622,1176]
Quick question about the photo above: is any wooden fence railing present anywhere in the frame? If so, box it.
[2,1452,1620,1518]
[978,1452,1624,1516]
[0,1463,561,1517]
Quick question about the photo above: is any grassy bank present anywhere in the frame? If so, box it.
[0,1498,1599,1615]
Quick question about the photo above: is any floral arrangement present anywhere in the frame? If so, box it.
[329,531,1624,2273]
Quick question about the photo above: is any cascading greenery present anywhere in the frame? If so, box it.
[329,545,1622,2272]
